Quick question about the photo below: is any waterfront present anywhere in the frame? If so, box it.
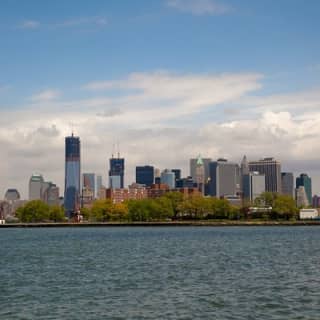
[1,227,320,319]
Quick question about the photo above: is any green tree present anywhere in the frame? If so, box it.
[90,199,113,221]
[16,200,50,223]
[162,192,184,219]
[273,195,298,220]
[49,205,65,222]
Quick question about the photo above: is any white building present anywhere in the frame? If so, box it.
[29,173,44,200]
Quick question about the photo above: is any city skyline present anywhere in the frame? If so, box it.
[1,0,320,197]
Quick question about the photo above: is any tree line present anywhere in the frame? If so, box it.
[15,192,299,223]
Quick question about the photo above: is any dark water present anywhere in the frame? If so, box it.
[0,227,320,319]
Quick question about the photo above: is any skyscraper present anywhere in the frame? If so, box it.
[83,173,95,196]
[296,173,312,205]
[249,158,281,193]
[190,157,211,184]
[243,172,265,201]
[195,155,205,194]
[281,172,294,197]
[161,169,175,189]
[64,133,81,216]
[96,175,103,197]
[29,173,44,200]
[136,165,154,186]
[208,159,240,197]
[109,155,125,189]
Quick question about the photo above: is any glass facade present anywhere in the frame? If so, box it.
[64,135,81,216]
[296,174,312,206]
[109,158,125,189]
[136,166,154,187]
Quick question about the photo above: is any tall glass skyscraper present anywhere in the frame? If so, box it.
[296,173,312,205]
[64,134,81,217]
[109,156,125,189]
[136,165,154,186]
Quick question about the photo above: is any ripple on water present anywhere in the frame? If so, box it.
[1,227,320,319]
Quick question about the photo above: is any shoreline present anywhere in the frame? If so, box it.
[1,220,320,228]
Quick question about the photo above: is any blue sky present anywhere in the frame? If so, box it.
[0,0,320,197]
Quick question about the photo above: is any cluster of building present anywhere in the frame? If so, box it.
[0,133,318,219]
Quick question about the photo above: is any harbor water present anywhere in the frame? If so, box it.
[0,226,319,319]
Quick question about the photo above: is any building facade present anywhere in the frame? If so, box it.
[243,172,265,202]
[281,172,294,197]
[161,169,176,189]
[29,173,44,200]
[249,158,281,193]
[208,159,240,197]
[296,173,312,206]
[136,165,154,187]
[109,156,125,189]
[64,134,81,216]
[296,186,309,208]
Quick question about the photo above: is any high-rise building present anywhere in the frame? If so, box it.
[208,159,240,197]
[4,189,20,202]
[42,182,60,206]
[29,173,44,200]
[243,172,265,202]
[296,186,309,208]
[64,133,81,216]
[109,155,125,189]
[161,169,175,189]
[83,173,95,197]
[96,175,103,197]
[190,157,211,184]
[281,172,294,197]
[172,169,182,181]
[249,158,281,193]
[136,166,154,187]
[312,195,320,208]
[194,155,205,194]
[296,173,312,205]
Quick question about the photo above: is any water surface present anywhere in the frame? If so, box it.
[0,227,319,319]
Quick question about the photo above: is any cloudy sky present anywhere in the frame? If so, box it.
[1,0,320,198]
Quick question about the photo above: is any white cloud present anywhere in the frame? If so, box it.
[19,20,40,29]
[167,0,232,15]
[2,71,320,198]
[30,89,61,102]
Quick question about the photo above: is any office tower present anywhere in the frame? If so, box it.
[281,172,294,197]
[4,189,20,201]
[296,186,309,207]
[29,173,44,200]
[136,166,154,187]
[243,172,265,201]
[190,157,211,184]
[249,158,281,193]
[241,155,250,176]
[109,155,125,189]
[42,183,60,206]
[194,156,205,194]
[83,173,95,196]
[64,133,81,216]
[161,169,176,189]
[296,173,312,205]
[312,195,320,208]
[96,175,103,197]
[208,159,240,197]
[172,169,181,181]
[154,168,161,179]
[176,176,194,188]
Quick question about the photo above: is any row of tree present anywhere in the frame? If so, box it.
[15,192,299,222]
